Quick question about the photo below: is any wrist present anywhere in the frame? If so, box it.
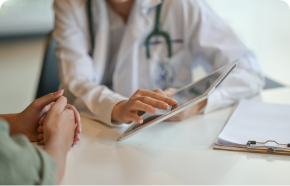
[44,139,67,184]
[45,136,68,156]
[0,113,21,135]
[0,113,19,125]
[111,100,126,122]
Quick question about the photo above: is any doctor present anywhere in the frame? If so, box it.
[53,0,264,126]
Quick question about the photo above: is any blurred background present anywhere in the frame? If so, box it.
[0,0,289,114]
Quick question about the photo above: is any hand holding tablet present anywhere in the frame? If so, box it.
[112,89,177,124]
[117,60,239,141]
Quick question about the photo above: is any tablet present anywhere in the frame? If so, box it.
[117,60,239,141]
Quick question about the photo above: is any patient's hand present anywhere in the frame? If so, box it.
[37,102,82,146]
[164,88,207,121]
[7,90,65,141]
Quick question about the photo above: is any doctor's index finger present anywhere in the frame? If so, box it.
[50,96,68,114]
[152,89,167,97]
[135,89,176,105]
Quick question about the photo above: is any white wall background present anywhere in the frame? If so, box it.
[205,0,290,86]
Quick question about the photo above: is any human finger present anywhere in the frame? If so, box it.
[153,89,167,97]
[38,133,44,140]
[40,102,56,117]
[65,104,81,125]
[65,104,82,135]
[126,112,143,124]
[50,96,68,114]
[75,123,82,134]
[74,134,80,141]
[38,114,46,125]
[37,125,43,132]
[32,90,64,110]
[130,100,157,114]
[72,140,77,146]
[135,89,176,105]
[137,96,171,110]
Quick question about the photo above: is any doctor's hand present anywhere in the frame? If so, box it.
[37,102,82,146]
[111,89,177,124]
[164,88,207,121]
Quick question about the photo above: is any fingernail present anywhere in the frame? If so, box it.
[171,99,177,105]
[139,119,143,124]
[151,108,157,114]
[56,89,64,94]
[163,104,169,109]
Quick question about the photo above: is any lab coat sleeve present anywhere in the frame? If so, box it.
[186,0,265,113]
[53,0,127,126]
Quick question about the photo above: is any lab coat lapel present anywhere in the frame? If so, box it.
[92,0,109,84]
[113,0,161,96]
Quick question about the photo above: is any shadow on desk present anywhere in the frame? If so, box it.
[81,115,184,157]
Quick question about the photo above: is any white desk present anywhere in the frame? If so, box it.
[63,88,290,185]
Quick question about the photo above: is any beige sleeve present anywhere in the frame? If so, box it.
[0,119,57,185]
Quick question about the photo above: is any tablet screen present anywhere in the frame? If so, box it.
[126,65,229,132]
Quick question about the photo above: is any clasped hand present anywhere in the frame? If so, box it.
[13,90,81,146]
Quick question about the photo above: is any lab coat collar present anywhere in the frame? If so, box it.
[113,0,157,94]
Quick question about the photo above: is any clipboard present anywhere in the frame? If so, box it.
[213,100,290,156]
[214,140,290,155]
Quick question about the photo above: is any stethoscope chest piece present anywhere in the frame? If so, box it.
[148,55,173,90]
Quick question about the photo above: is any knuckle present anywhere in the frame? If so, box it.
[153,89,162,93]
[70,105,76,110]
[145,105,152,111]
[66,109,74,116]
[157,101,163,107]
[131,100,138,107]
[135,89,142,94]
[135,89,145,95]
[32,99,41,109]
[141,96,149,103]
[69,109,74,114]
[61,96,67,102]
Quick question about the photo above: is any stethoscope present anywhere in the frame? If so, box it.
[87,0,173,89]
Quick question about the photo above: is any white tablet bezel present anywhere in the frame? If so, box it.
[117,60,239,141]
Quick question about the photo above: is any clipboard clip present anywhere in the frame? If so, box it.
[247,140,290,154]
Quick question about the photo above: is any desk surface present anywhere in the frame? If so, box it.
[63,88,290,185]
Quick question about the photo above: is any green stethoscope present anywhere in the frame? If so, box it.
[87,0,173,89]
[87,0,172,58]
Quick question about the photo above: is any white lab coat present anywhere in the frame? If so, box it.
[53,0,265,126]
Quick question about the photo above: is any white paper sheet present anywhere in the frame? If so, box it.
[216,100,290,149]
